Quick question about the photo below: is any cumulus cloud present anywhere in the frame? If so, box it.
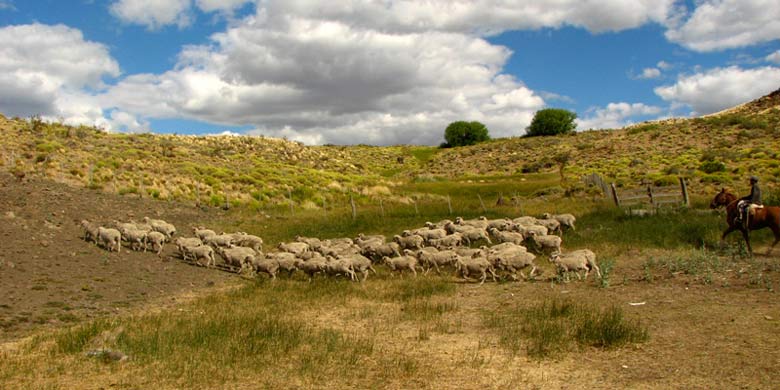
[655,66,780,115]
[0,1,15,11]
[638,67,662,79]
[657,60,673,70]
[0,23,120,123]
[767,50,780,64]
[666,0,780,51]
[577,102,662,130]
[110,0,192,30]
[101,9,548,145]
[195,0,253,13]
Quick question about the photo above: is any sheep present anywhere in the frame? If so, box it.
[531,234,562,255]
[123,228,148,252]
[543,213,577,231]
[323,257,356,280]
[175,237,203,260]
[265,252,298,277]
[486,218,513,231]
[489,242,528,253]
[192,227,217,241]
[429,233,465,249]
[294,258,326,281]
[356,233,386,244]
[455,256,497,285]
[513,216,538,226]
[489,249,537,280]
[458,227,492,245]
[204,234,234,248]
[97,227,122,253]
[143,217,176,239]
[113,221,140,237]
[416,248,458,274]
[296,235,324,251]
[360,241,401,260]
[298,250,326,262]
[488,227,525,245]
[426,219,453,230]
[181,244,216,267]
[409,227,448,242]
[549,249,600,281]
[319,241,361,257]
[354,235,384,249]
[233,233,264,252]
[275,241,307,256]
[339,254,376,281]
[455,216,489,230]
[216,245,256,269]
[393,234,424,250]
[244,256,279,279]
[327,238,355,247]
[381,253,419,277]
[514,223,547,238]
[535,218,561,234]
[146,231,167,257]
[455,246,486,259]
[80,220,100,245]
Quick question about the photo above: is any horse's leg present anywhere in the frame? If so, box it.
[741,228,753,255]
[767,224,780,256]
[721,226,737,248]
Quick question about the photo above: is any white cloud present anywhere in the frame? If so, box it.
[638,67,662,79]
[767,50,780,64]
[577,102,662,130]
[101,10,547,145]
[657,60,672,70]
[666,0,780,51]
[195,0,252,13]
[655,66,780,115]
[110,0,192,30]
[0,1,15,11]
[0,23,119,124]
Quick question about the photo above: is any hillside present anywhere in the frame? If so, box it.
[1,89,779,207]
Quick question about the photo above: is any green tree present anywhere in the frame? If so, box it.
[526,109,577,137]
[443,121,490,147]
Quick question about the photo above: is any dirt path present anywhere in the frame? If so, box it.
[0,172,237,341]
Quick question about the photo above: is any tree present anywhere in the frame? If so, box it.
[443,121,490,147]
[526,108,577,137]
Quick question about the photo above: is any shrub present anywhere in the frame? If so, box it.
[699,160,726,174]
[526,108,577,137]
[443,121,490,147]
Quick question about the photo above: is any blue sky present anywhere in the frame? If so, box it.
[0,0,779,145]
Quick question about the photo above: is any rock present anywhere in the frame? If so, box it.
[85,349,129,363]
[4,211,15,219]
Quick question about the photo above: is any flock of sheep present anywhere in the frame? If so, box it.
[79,213,601,284]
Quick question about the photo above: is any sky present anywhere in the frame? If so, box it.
[0,0,779,146]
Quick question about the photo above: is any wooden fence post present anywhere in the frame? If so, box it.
[322,196,328,215]
[350,194,357,220]
[477,194,487,213]
[447,195,453,215]
[413,198,419,216]
[379,198,385,218]
[611,183,620,207]
[679,177,689,207]
[647,186,655,208]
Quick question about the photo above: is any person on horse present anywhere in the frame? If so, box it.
[735,176,762,228]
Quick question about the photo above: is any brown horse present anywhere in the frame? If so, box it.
[709,188,780,255]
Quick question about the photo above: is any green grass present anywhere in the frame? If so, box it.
[484,299,648,359]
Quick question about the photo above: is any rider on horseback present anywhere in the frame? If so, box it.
[736,176,762,228]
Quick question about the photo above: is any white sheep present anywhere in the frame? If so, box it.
[175,237,203,260]
[543,213,577,231]
[143,217,176,239]
[265,252,298,277]
[360,241,401,260]
[294,258,326,281]
[97,227,122,253]
[323,257,356,280]
[513,216,538,226]
[416,248,458,275]
[244,256,279,279]
[429,233,465,249]
[488,227,525,245]
[535,218,561,234]
[455,256,497,285]
[123,228,148,252]
[454,216,489,230]
[204,234,234,248]
[278,241,309,256]
[233,233,263,252]
[181,244,215,267]
[531,234,562,255]
[514,223,547,238]
[458,227,492,245]
[339,254,376,281]
[296,235,324,251]
[393,234,424,250]
[217,245,256,269]
[549,249,600,281]
[146,231,167,257]
[381,254,419,277]
[80,220,100,245]
[192,227,217,241]
[489,249,537,280]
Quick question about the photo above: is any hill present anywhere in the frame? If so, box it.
[1,89,778,208]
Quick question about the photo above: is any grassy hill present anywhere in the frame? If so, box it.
[1,89,778,209]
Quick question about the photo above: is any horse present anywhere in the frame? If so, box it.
[709,188,780,255]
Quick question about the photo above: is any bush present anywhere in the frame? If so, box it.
[443,121,490,147]
[699,160,726,174]
[526,108,577,137]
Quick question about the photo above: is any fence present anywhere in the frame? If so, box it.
[610,177,689,210]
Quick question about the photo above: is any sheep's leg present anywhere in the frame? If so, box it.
[411,266,417,278]
[478,271,486,285]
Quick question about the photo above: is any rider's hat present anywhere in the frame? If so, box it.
[750,175,759,183]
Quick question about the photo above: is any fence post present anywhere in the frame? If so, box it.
[322,196,327,215]
[610,183,620,207]
[413,198,419,216]
[379,198,385,218]
[477,194,487,213]
[447,195,453,215]
[647,185,655,208]
[679,177,689,207]
[350,194,357,220]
